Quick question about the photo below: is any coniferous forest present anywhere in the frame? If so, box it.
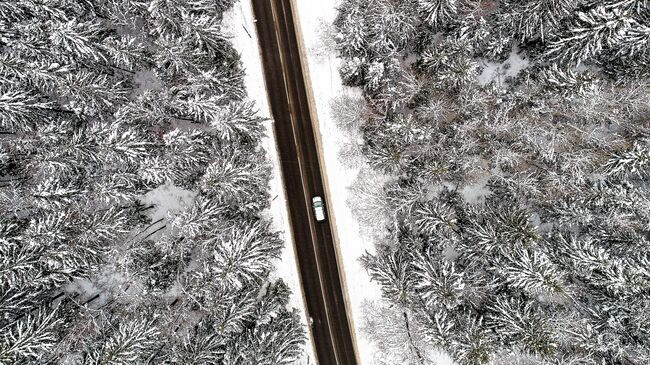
[0,1,304,363]
[2,0,650,364]
[334,0,650,364]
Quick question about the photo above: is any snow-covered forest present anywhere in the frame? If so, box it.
[0,1,304,363]
[334,0,650,364]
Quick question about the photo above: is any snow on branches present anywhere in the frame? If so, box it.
[334,0,650,363]
[0,0,304,363]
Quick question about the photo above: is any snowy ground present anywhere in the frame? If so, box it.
[224,3,317,364]
[291,0,384,363]
[478,46,530,87]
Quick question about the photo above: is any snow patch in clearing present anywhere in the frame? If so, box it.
[133,69,163,94]
[460,177,492,204]
[427,349,460,365]
[63,278,101,304]
[140,182,197,222]
[63,267,131,309]
[478,47,529,86]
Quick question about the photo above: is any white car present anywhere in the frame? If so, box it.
[312,196,326,222]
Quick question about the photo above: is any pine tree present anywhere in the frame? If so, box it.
[0,88,52,132]
[411,200,457,237]
[208,101,266,143]
[48,19,107,63]
[539,64,598,96]
[199,148,270,214]
[362,248,414,305]
[333,2,368,58]
[413,252,465,311]
[450,317,493,365]
[417,39,479,89]
[81,314,160,364]
[222,283,305,364]
[487,297,556,358]
[418,0,460,28]
[546,5,636,65]
[500,248,565,295]
[168,320,225,364]
[603,142,650,178]
[101,36,149,71]
[207,222,283,289]
[0,309,62,363]
[498,0,579,43]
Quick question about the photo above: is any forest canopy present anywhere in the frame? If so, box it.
[334,0,650,364]
[0,1,304,363]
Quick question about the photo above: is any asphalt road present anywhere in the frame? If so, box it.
[250,1,358,364]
